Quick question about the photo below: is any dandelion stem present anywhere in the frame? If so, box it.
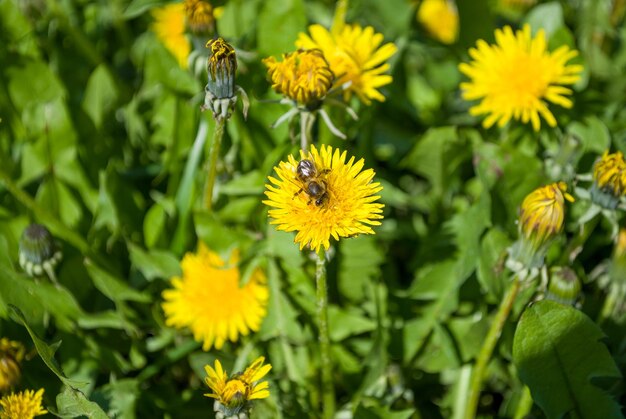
[464,275,521,419]
[316,248,335,419]
[204,117,226,210]
[300,111,316,151]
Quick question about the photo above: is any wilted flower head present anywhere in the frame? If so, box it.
[151,3,190,69]
[0,389,47,419]
[296,24,397,104]
[184,0,215,34]
[591,150,626,209]
[417,0,459,44]
[19,223,62,279]
[263,49,334,108]
[204,357,271,418]
[519,182,574,249]
[0,338,25,393]
[162,243,269,351]
[459,24,583,131]
[264,144,384,252]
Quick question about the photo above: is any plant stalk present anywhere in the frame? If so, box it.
[204,117,226,210]
[316,248,335,419]
[464,276,521,419]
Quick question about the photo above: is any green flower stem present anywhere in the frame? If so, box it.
[204,117,226,210]
[464,275,521,419]
[300,111,316,151]
[316,248,335,419]
[513,386,533,419]
[597,285,619,325]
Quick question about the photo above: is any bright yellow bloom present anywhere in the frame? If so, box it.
[417,0,459,44]
[162,244,269,351]
[263,49,334,107]
[459,24,583,131]
[264,145,384,252]
[0,338,25,392]
[296,24,397,104]
[184,0,215,34]
[204,357,271,407]
[0,389,47,419]
[519,182,574,249]
[151,3,190,69]
[593,151,626,197]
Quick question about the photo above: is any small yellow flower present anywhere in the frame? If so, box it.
[417,0,459,44]
[263,49,334,107]
[459,24,583,131]
[204,357,271,416]
[593,151,626,197]
[0,338,25,393]
[519,182,574,249]
[0,389,47,419]
[151,3,191,69]
[264,144,384,252]
[296,24,397,104]
[162,244,269,351]
[184,0,215,34]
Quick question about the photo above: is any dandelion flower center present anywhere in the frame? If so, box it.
[0,389,47,419]
[459,24,583,131]
[264,144,384,252]
[296,24,397,104]
[162,244,269,351]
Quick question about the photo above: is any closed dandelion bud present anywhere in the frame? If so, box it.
[206,38,237,100]
[546,267,581,306]
[184,0,215,35]
[204,357,271,418]
[18,224,62,278]
[590,150,626,209]
[0,338,25,393]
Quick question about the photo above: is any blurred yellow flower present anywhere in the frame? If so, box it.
[296,24,397,104]
[0,389,47,419]
[204,356,271,416]
[184,0,215,34]
[417,0,459,44]
[151,3,190,69]
[459,24,583,131]
[519,182,574,249]
[263,49,334,107]
[0,338,25,392]
[593,150,626,197]
[162,244,269,351]
[264,144,384,252]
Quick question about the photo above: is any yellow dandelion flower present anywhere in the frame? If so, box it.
[184,0,215,34]
[417,0,459,44]
[519,182,574,249]
[296,24,397,104]
[459,24,583,131]
[593,151,626,197]
[263,144,384,252]
[0,389,47,419]
[162,244,269,351]
[151,3,191,69]
[204,357,271,416]
[263,49,335,107]
[0,338,25,393]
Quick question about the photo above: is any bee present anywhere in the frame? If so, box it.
[293,159,330,206]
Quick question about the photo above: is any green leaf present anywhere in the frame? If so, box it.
[513,300,624,419]
[525,2,564,38]
[338,236,384,302]
[128,242,181,281]
[328,306,376,342]
[54,386,109,419]
[257,0,306,57]
[124,0,164,19]
[84,259,150,304]
[82,64,118,129]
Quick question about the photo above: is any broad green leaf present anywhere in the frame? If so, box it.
[338,236,383,302]
[513,300,623,419]
[100,379,140,419]
[82,64,118,129]
[128,242,181,281]
[257,0,306,57]
[567,117,611,155]
[53,386,109,419]
[84,259,150,304]
[476,228,511,300]
[328,306,376,342]
[525,2,564,38]
[7,61,65,110]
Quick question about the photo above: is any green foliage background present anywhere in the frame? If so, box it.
[0,0,625,417]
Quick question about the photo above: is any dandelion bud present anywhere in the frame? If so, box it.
[18,224,62,278]
[417,0,459,45]
[0,338,25,392]
[545,267,581,306]
[184,0,215,35]
[590,150,626,209]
